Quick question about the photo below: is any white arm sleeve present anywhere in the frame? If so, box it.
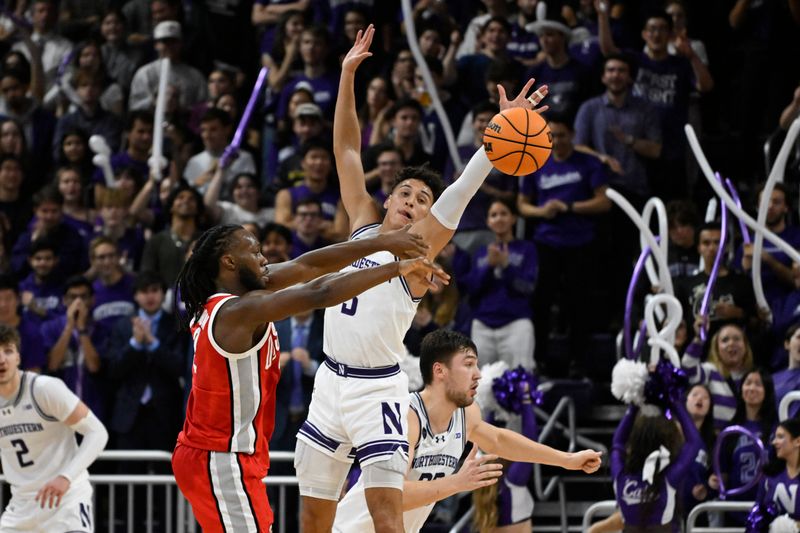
[429,148,494,230]
[61,411,109,482]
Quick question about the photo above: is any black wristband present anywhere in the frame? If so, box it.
[77,328,89,335]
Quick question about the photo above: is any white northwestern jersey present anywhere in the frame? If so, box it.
[0,372,86,497]
[323,223,421,367]
[333,393,467,533]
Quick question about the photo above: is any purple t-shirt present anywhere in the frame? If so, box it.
[461,239,538,328]
[62,213,94,245]
[19,273,64,322]
[290,232,329,259]
[631,51,694,160]
[757,470,800,519]
[612,404,702,527]
[277,73,339,120]
[526,58,591,120]
[40,314,111,420]
[92,151,149,185]
[288,184,340,221]
[520,150,608,248]
[17,316,46,370]
[91,274,135,332]
[507,20,540,62]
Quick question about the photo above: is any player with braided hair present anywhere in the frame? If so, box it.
[172,223,445,532]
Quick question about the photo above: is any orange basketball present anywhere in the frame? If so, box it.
[483,107,552,176]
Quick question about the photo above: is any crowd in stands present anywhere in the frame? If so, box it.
[0,0,799,529]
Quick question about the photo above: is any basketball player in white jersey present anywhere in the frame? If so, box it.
[0,324,108,532]
[332,329,602,532]
[296,25,551,532]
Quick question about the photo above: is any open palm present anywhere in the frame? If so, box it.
[498,78,550,114]
[342,24,375,74]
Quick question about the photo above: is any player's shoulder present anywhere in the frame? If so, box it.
[349,221,382,241]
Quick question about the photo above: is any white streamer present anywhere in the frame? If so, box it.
[642,445,671,485]
[686,125,800,269]
[149,58,171,182]
[751,117,800,317]
[400,0,463,172]
[644,294,683,367]
[640,198,669,291]
[89,135,115,187]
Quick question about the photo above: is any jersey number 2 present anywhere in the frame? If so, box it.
[341,297,358,316]
[10,439,33,467]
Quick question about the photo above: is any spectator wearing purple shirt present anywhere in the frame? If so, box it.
[775,324,800,420]
[92,188,146,272]
[712,369,777,526]
[457,17,524,107]
[91,110,153,188]
[277,25,339,121]
[517,118,611,378]
[18,238,63,323]
[597,9,713,201]
[526,16,594,123]
[756,418,800,521]
[611,400,702,528]
[0,155,34,241]
[0,275,46,371]
[274,139,347,242]
[289,198,330,259]
[10,184,88,280]
[41,276,111,421]
[508,0,541,67]
[462,199,537,369]
[88,237,135,333]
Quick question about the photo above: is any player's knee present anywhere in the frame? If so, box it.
[361,448,407,491]
[295,440,350,501]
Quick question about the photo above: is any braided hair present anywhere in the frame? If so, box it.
[176,224,242,329]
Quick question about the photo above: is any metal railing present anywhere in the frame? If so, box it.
[686,501,754,532]
[0,450,299,533]
[581,500,617,532]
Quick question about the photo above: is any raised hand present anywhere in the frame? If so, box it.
[498,78,549,113]
[342,24,375,74]
[381,224,430,258]
[452,446,503,492]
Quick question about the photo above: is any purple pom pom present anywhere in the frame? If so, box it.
[644,359,688,410]
[492,366,542,415]
[745,501,781,533]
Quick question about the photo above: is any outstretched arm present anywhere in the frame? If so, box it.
[335,25,382,232]
[466,403,602,472]
[214,258,447,353]
[404,80,548,297]
[265,224,430,291]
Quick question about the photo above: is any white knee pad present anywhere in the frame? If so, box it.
[294,440,352,501]
[361,448,408,491]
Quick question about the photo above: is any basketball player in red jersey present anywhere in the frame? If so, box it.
[171,224,446,532]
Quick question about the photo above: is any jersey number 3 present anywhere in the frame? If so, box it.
[341,297,358,316]
[10,439,33,467]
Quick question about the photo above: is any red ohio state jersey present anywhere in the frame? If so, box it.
[178,293,281,470]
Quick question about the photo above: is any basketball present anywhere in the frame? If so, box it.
[483,107,553,176]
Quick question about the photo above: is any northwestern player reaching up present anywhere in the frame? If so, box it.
[296,25,549,533]
[171,224,445,533]
[333,330,602,532]
[0,324,108,532]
